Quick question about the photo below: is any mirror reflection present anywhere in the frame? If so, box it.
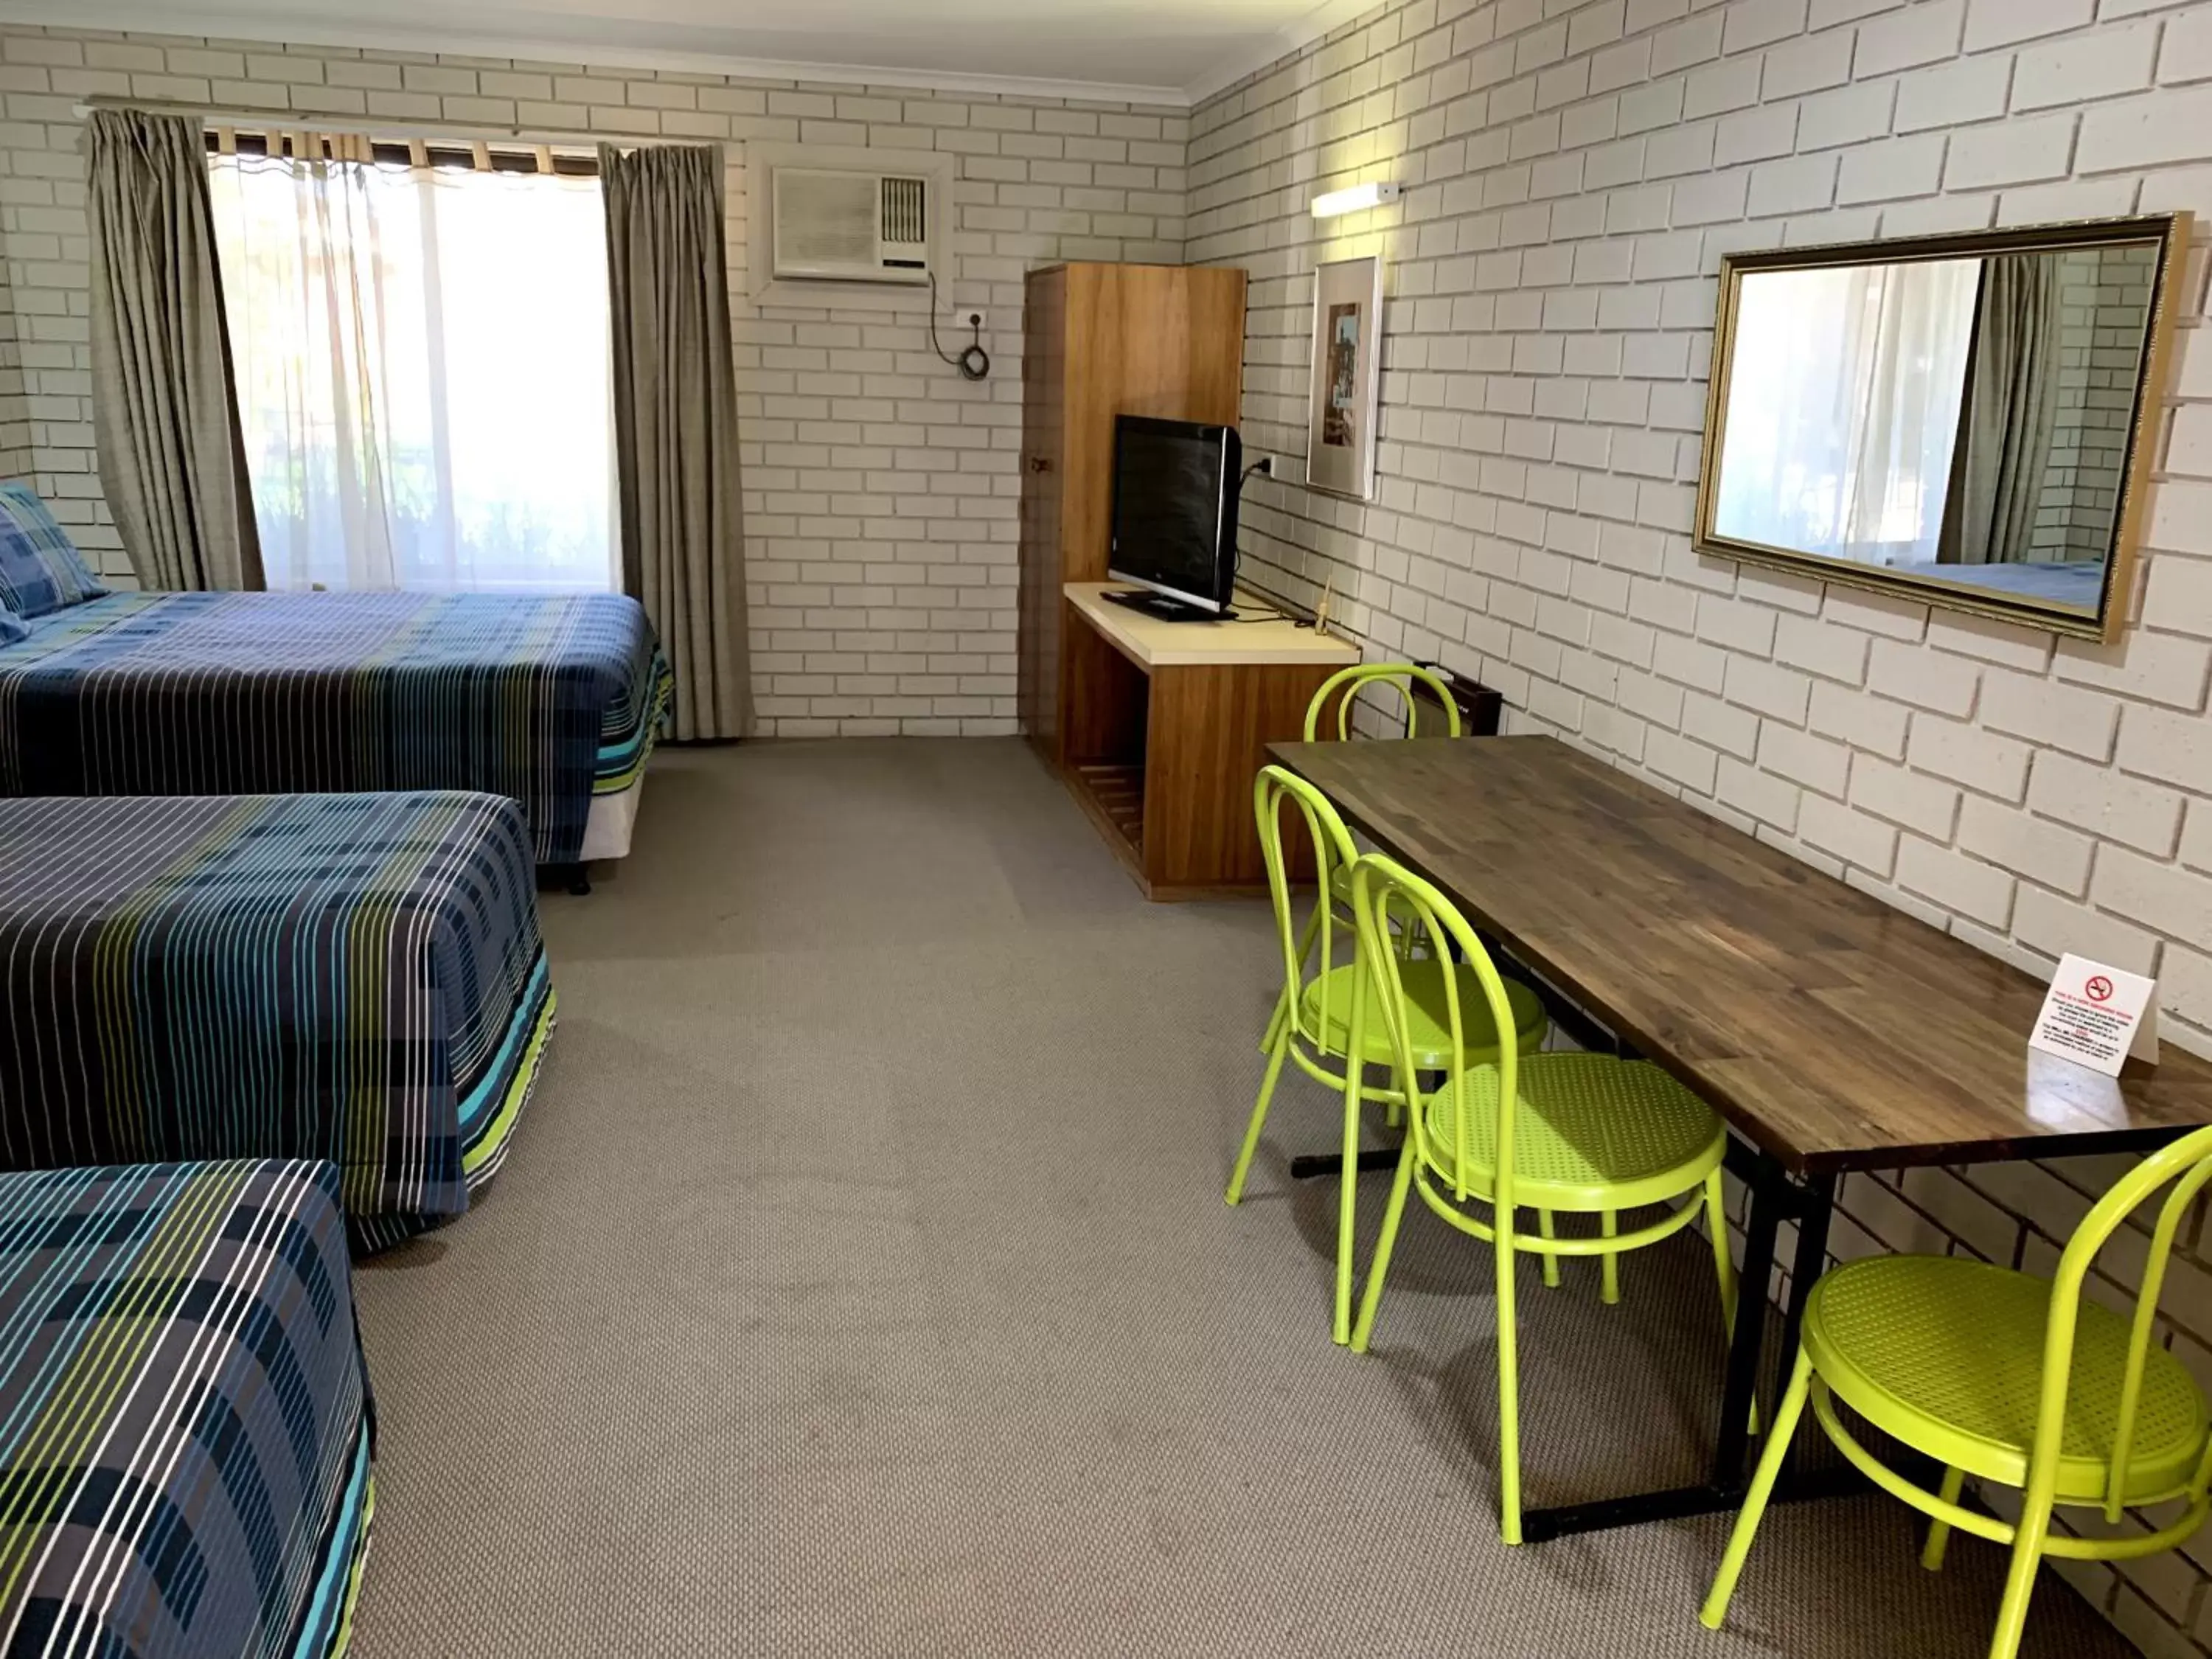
[1711,241,2159,614]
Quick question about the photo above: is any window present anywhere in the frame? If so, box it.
[1712,259,1982,568]
[209,136,617,594]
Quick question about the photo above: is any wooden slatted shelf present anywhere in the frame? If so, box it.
[1073,762,1145,855]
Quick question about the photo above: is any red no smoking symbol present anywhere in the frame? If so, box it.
[2086,975,2115,1004]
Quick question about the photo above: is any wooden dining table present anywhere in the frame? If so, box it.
[1267,733,2212,1542]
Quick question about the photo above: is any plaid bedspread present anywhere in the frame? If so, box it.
[0,792,554,1251]
[0,589,672,864]
[0,1159,374,1659]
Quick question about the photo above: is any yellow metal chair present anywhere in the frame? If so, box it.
[1342,852,1740,1545]
[1301,661,1465,953]
[1292,664,1469,960]
[1702,1124,2212,1659]
[1304,661,1464,743]
[1228,768,1549,1348]
[1304,661,1653,1306]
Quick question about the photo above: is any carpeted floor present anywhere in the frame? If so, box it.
[347,740,2132,1658]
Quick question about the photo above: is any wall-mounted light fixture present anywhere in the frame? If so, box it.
[1310,181,1402,219]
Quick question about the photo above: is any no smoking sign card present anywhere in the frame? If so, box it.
[2030,953,2160,1077]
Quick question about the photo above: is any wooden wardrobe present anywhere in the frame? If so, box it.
[1016,262,1249,759]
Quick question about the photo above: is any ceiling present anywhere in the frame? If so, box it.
[6,0,1368,105]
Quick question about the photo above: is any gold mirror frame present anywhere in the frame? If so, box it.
[1694,212,2192,643]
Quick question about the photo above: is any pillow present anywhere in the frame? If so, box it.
[0,482,107,618]
[0,605,25,648]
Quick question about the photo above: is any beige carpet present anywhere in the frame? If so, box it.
[347,740,2132,1659]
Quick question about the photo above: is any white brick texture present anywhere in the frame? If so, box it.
[1189,2,2212,1647]
[0,27,1191,737]
[7,6,2212,1647]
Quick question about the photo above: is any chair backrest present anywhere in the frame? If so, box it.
[2037,1120,2212,1520]
[1253,765,1360,1048]
[1345,852,1526,1212]
[1304,663,1464,742]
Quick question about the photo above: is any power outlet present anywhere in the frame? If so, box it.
[963,310,987,333]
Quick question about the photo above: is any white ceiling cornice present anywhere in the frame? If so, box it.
[0,0,1383,110]
[0,0,1194,107]
[1180,0,1377,107]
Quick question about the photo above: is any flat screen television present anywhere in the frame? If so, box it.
[1107,414,1242,617]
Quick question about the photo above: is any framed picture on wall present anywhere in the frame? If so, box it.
[1306,254,1383,500]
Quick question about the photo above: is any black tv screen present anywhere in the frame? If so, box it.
[1108,416,1241,611]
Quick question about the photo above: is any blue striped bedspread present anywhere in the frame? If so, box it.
[0,792,554,1251]
[0,589,672,864]
[0,1159,374,1659]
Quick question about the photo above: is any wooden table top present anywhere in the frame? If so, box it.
[1270,735,2212,1175]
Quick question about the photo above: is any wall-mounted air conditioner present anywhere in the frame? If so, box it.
[771,167,931,285]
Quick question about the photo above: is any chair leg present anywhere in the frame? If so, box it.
[1600,1209,1621,1306]
[1703,1169,1756,1435]
[1334,1059,1370,1346]
[1498,1208,1525,1545]
[1391,914,1417,959]
[1349,1139,1417,1354]
[1704,1169,1739,1330]
[1537,1208,1562,1290]
[1700,1349,1815,1631]
[1225,1031,1290,1206]
[1921,1466,1966,1572]
[1988,1490,2056,1659]
[1262,909,1321,1054]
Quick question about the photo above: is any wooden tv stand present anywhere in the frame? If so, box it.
[1054,582,1359,900]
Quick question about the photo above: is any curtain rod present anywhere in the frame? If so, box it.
[69,94,716,151]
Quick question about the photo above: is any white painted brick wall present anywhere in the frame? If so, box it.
[1190,1,2212,1649]
[0,25,1190,737]
[7,4,2212,1647]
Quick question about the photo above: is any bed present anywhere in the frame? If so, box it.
[0,588,672,866]
[0,790,553,1251]
[0,1158,374,1659]
[1888,557,2107,608]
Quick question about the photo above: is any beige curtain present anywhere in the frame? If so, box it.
[1950,254,2062,566]
[86,108,262,591]
[599,142,750,740]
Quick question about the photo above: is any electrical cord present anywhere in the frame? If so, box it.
[927,272,991,380]
[1225,459,1318,625]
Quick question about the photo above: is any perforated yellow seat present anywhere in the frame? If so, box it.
[1705,1122,2212,1659]
[1337,854,1744,1547]
[1807,1255,2211,1506]
[1419,1051,1727,1212]
[1300,960,1548,1071]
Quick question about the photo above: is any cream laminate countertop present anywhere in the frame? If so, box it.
[1065,582,1360,669]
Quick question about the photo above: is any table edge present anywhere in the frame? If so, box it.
[1268,734,2212,1174]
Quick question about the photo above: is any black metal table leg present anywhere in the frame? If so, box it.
[1289,1148,1399,1180]
[1289,1068,1441,1181]
[1710,1145,1788,1489]
[1519,1141,1863,1542]
[1775,1170,1836,1487]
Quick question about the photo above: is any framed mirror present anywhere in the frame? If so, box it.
[1695,213,2191,641]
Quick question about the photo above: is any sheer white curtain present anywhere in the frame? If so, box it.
[209,148,616,593]
[1714,259,1982,566]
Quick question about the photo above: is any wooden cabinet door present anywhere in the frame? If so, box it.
[1018,267,1066,751]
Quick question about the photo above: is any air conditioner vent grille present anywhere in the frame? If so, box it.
[882,176,925,248]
